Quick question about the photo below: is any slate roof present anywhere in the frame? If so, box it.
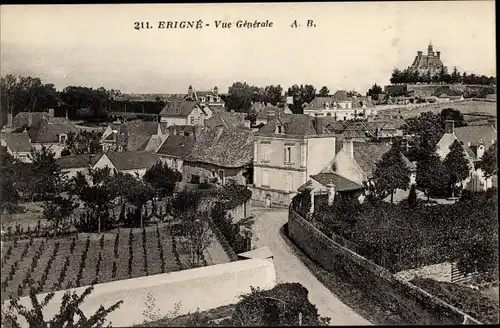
[100,151,160,171]
[204,111,248,129]
[256,114,337,137]
[185,127,254,168]
[157,135,196,158]
[56,154,99,169]
[159,101,201,118]
[144,134,169,152]
[4,133,31,152]
[305,93,375,109]
[123,121,161,151]
[310,172,364,191]
[349,142,415,177]
[29,120,79,143]
[12,112,47,128]
[454,125,497,160]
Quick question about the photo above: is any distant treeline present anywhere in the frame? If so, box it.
[390,67,496,85]
[0,74,167,126]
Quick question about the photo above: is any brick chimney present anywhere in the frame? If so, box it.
[326,183,336,206]
[188,85,194,100]
[28,112,33,126]
[444,120,455,134]
[314,116,324,134]
[343,139,354,159]
[7,113,13,128]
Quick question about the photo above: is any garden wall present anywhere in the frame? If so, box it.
[288,209,481,325]
[5,258,277,328]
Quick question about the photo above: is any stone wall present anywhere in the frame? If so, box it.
[250,186,295,207]
[4,259,276,328]
[288,209,481,325]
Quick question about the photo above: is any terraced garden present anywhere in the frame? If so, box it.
[0,223,182,302]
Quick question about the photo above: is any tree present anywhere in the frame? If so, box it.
[402,111,444,160]
[42,195,78,236]
[346,90,361,98]
[1,285,122,328]
[31,146,65,200]
[318,86,330,97]
[226,82,254,112]
[372,147,411,204]
[65,131,102,155]
[440,108,467,128]
[231,283,330,326]
[416,152,448,198]
[180,210,213,268]
[0,147,21,214]
[143,162,182,198]
[263,85,283,105]
[367,83,383,96]
[476,142,497,179]
[443,140,470,197]
[407,184,417,208]
[285,84,316,114]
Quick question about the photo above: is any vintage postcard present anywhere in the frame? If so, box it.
[0,2,497,326]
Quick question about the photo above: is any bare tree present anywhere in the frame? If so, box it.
[180,211,214,268]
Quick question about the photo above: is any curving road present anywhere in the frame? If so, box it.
[250,206,372,326]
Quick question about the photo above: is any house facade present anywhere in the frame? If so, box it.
[159,100,207,126]
[436,120,497,191]
[183,127,254,186]
[92,151,160,179]
[56,154,98,180]
[303,91,377,121]
[329,140,416,187]
[156,134,196,173]
[28,119,79,158]
[100,120,167,152]
[185,85,225,110]
[252,115,338,207]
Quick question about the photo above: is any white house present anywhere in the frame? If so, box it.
[92,151,161,179]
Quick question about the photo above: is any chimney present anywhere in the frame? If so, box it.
[7,113,13,128]
[436,51,440,59]
[48,108,55,118]
[173,125,177,135]
[267,109,276,122]
[188,85,194,100]
[444,120,455,134]
[477,140,485,159]
[65,108,68,119]
[314,116,324,134]
[28,112,33,126]
[343,139,354,159]
[326,183,336,206]
[157,121,163,136]
[488,118,496,131]
[213,86,218,96]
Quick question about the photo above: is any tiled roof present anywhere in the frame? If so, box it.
[29,119,79,143]
[454,125,497,160]
[56,154,99,169]
[351,142,415,177]
[144,134,168,152]
[159,101,200,118]
[4,132,31,152]
[310,172,364,191]
[305,94,374,109]
[157,135,196,158]
[204,111,247,129]
[12,112,47,128]
[256,114,336,137]
[123,121,160,151]
[100,151,160,171]
[166,125,196,136]
[185,127,254,168]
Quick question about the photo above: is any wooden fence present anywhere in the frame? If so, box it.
[451,262,482,285]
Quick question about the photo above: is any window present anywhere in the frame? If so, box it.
[190,117,196,125]
[261,144,270,162]
[191,174,200,184]
[276,125,283,134]
[262,170,269,187]
[284,146,291,163]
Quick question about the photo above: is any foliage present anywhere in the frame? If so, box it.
[75,185,113,233]
[0,147,21,213]
[60,85,120,119]
[42,195,78,236]
[318,86,330,97]
[372,146,410,203]
[225,82,284,112]
[143,162,182,197]
[65,131,102,155]
[231,283,330,326]
[284,84,316,114]
[179,210,213,268]
[410,278,499,324]
[443,140,470,193]
[1,285,123,328]
[367,83,383,96]
[31,146,66,199]
[476,142,498,179]
[402,111,444,160]
[389,67,495,85]
[416,152,449,196]
[407,184,417,208]
[439,108,467,128]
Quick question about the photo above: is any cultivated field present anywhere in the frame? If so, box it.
[1,223,182,301]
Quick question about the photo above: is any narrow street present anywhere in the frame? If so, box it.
[249,206,372,326]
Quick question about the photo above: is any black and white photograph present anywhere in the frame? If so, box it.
[0,2,497,326]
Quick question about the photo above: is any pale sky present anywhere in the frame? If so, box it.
[0,2,496,94]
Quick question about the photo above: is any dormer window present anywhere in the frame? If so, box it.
[59,134,67,144]
[276,125,284,134]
